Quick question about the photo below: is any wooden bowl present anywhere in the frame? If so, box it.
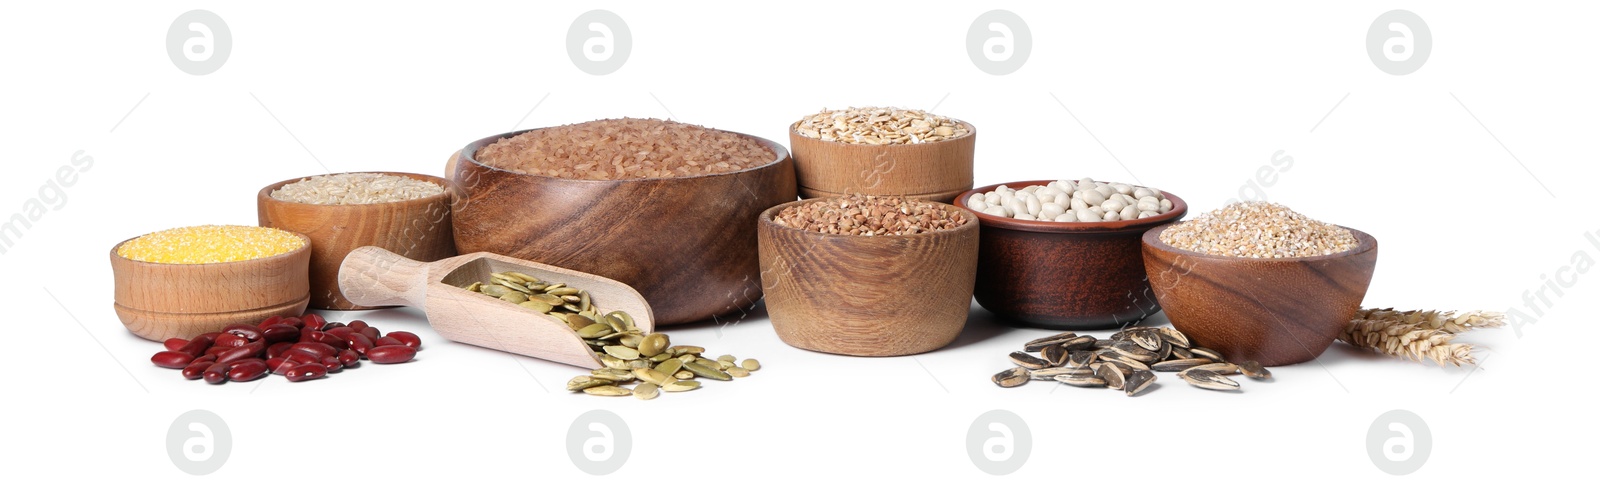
[1141,225,1379,366]
[110,233,311,341]
[788,120,975,203]
[757,199,979,356]
[452,129,798,326]
[258,172,457,310]
[953,181,1188,329]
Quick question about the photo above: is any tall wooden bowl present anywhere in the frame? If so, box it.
[111,232,311,341]
[788,121,975,203]
[953,181,1188,329]
[1141,225,1379,366]
[757,199,979,356]
[452,130,798,326]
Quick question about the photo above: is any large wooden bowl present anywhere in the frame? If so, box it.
[953,181,1188,329]
[788,120,975,203]
[258,172,456,310]
[111,233,311,341]
[1141,225,1379,366]
[452,129,798,326]
[757,199,979,356]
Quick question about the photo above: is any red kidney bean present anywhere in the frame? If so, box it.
[259,315,284,328]
[299,327,317,342]
[290,342,337,359]
[374,336,404,348]
[262,324,299,343]
[151,351,194,369]
[367,345,416,364]
[348,320,369,331]
[321,355,344,373]
[181,361,213,380]
[266,357,299,375]
[227,361,269,382]
[203,362,230,384]
[266,342,293,360]
[386,331,422,349]
[318,333,350,350]
[281,349,321,366]
[358,327,381,342]
[285,363,327,382]
[223,324,263,342]
[301,313,327,331]
[214,333,249,349]
[337,349,360,367]
[324,326,354,340]
[215,340,266,364]
[346,334,375,355]
[176,334,216,356]
[205,346,233,358]
[191,354,217,364]
[279,316,304,328]
[164,338,188,351]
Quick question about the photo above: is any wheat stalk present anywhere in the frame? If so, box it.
[1339,309,1502,367]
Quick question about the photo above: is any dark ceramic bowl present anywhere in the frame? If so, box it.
[1142,224,1378,366]
[953,180,1187,329]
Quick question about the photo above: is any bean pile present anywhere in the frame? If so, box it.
[967,178,1174,222]
[774,195,968,236]
[149,314,419,384]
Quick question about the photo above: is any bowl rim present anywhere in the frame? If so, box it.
[457,124,792,183]
[758,197,979,240]
[1141,223,1378,262]
[787,119,977,146]
[258,171,454,209]
[954,180,1188,234]
[110,228,312,267]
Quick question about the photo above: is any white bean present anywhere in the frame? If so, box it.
[1094,185,1115,198]
[1055,212,1078,222]
[1137,200,1160,212]
[967,194,985,208]
[985,192,1001,205]
[969,200,987,211]
[1079,190,1106,206]
[1070,197,1088,211]
[1103,210,1120,222]
[1101,199,1125,213]
[1025,196,1041,216]
[1120,205,1139,220]
[1133,188,1154,199]
[1039,207,1063,220]
[1008,200,1029,217]
[1013,213,1036,221]
[1000,193,1015,207]
[1160,199,1173,212]
[982,206,1008,217]
[1054,193,1071,206]
[1077,209,1102,222]
[1138,211,1157,219]
[1112,183,1133,195]
[1077,178,1096,188]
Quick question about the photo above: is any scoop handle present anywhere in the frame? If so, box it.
[338,246,430,308]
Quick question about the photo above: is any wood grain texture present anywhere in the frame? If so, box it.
[337,246,655,369]
[788,121,975,203]
[954,181,1188,329]
[111,234,311,341]
[1141,225,1379,366]
[757,199,979,356]
[258,172,457,310]
[451,129,797,326]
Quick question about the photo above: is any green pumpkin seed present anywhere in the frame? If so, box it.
[633,382,660,400]
[727,366,750,378]
[465,282,483,293]
[599,355,627,370]
[567,376,613,391]
[519,300,554,313]
[506,271,541,283]
[661,380,701,392]
[684,361,732,381]
[534,294,565,306]
[549,287,580,296]
[633,368,671,386]
[479,284,511,298]
[619,334,644,349]
[577,323,614,339]
[583,385,632,396]
[604,346,640,360]
[639,334,669,357]
[655,358,684,376]
[740,359,760,371]
[500,292,528,304]
[670,346,705,356]
[564,313,593,329]
[674,371,695,380]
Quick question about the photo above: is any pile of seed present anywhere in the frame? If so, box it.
[774,195,967,236]
[118,225,305,264]
[460,271,758,400]
[1159,202,1358,258]
[991,326,1271,396]
[475,118,774,180]
[794,107,968,145]
[271,173,445,205]
[968,178,1173,222]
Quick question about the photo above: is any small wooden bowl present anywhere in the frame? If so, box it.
[953,181,1188,329]
[258,172,457,310]
[788,120,975,203]
[1141,225,1379,366]
[757,199,979,356]
[111,233,311,341]
[452,129,798,326]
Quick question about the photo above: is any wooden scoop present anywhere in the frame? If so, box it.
[336,246,654,369]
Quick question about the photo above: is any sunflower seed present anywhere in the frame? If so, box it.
[1024,332,1077,352]
[1056,375,1108,388]
[1190,347,1224,362]
[1041,344,1069,366]
[1097,354,1151,372]
[632,382,660,400]
[993,367,1030,388]
[1097,363,1126,389]
[1009,351,1050,370]
[1030,366,1094,379]
[1062,336,1099,351]
[1152,358,1214,372]
[1239,361,1272,380]
[1131,329,1163,351]
[1169,347,1194,360]
[1124,370,1156,396]
[1066,351,1096,368]
[1190,363,1241,375]
[1157,327,1191,348]
[1179,368,1240,391]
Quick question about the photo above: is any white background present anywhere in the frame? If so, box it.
[2,1,1595,483]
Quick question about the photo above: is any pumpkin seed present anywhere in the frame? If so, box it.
[591,369,634,381]
[655,358,684,376]
[577,323,614,339]
[740,359,761,371]
[661,381,701,392]
[519,300,554,313]
[566,314,595,329]
[479,284,511,297]
[583,385,632,396]
[506,271,541,283]
[619,334,644,349]
[633,368,671,386]
[670,346,705,356]
[684,361,732,380]
[633,382,660,400]
[549,287,580,296]
[639,334,669,357]
[674,370,695,380]
[567,376,613,391]
[727,367,750,378]
[604,346,641,360]
[533,294,565,306]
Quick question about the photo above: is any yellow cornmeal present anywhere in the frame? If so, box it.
[117,225,304,264]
